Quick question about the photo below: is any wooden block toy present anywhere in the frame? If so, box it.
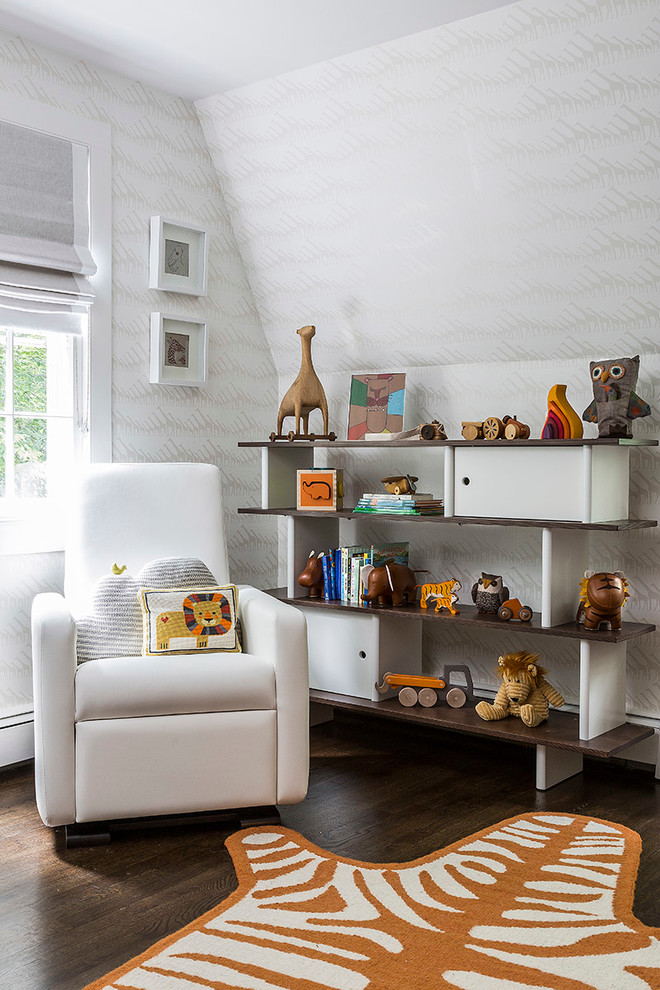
[297,469,343,510]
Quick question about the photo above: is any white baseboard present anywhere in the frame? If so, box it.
[0,715,34,768]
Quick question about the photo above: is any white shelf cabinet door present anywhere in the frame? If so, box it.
[304,609,422,702]
[454,444,629,522]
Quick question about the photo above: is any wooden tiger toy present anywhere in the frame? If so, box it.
[419,579,461,615]
[475,650,565,727]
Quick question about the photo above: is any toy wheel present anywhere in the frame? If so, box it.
[398,687,418,707]
[418,688,438,707]
[518,606,533,621]
[462,423,480,441]
[483,417,503,440]
[328,432,337,441]
[420,424,436,441]
[269,432,276,442]
[498,605,513,621]
[446,687,467,708]
[287,431,295,442]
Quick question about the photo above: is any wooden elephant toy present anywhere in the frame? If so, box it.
[362,561,417,607]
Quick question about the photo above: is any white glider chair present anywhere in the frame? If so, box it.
[31,462,309,846]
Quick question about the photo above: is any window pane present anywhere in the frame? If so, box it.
[14,416,47,497]
[47,333,74,417]
[0,330,5,410]
[0,418,5,497]
[14,332,47,413]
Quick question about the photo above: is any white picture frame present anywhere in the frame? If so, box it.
[150,313,208,387]
[149,216,208,295]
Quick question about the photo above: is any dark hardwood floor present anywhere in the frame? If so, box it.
[2,713,659,990]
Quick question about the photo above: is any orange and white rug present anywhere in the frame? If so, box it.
[84,813,660,989]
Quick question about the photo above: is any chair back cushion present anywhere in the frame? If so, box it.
[64,463,229,612]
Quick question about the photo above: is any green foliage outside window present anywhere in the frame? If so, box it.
[14,334,47,413]
[0,331,5,409]
[0,331,50,497]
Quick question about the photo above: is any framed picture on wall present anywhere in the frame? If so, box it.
[149,216,208,295]
[150,313,208,386]
[347,372,406,439]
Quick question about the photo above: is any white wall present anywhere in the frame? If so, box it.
[0,32,278,725]
[196,0,660,717]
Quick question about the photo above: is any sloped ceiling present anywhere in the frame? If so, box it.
[0,0,519,99]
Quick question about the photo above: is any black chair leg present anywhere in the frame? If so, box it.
[64,824,112,848]
[239,806,281,828]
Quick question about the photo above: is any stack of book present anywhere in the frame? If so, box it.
[354,493,444,515]
[318,541,409,604]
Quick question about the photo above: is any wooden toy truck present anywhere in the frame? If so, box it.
[375,664,475,709]
[461,415,530,441]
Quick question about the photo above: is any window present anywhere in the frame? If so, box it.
[0,320,84,510]
[0,95,111,549]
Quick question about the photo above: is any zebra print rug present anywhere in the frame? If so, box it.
[84,813,660,990]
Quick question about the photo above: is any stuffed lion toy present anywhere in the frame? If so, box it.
[475,650,565,727]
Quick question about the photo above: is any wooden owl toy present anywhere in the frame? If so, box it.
[582,355,651,438]
[471,572,509,614]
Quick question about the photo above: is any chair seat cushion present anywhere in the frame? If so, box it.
[75,652,276,721]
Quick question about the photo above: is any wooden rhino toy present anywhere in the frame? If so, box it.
[362,561,417,607]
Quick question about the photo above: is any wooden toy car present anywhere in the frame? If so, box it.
[497,598,533,622]
[461,415,530,442]
[375,664,475,709]
[503,416,530,440]
[419,420,447,441]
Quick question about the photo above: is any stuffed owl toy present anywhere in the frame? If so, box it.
[471,572,509,614]
[582,355,651,438]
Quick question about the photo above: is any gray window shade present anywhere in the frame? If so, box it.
[0,120,96,275]
[0,119,96,322]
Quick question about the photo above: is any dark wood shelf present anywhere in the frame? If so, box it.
[239,438,658,448]
[309,689,654,759]
[238,506,657,531]
[268,589,655,644]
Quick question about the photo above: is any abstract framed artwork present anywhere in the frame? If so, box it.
[149,313,208,386]
[149,216,208,296]
[347,373,406,440]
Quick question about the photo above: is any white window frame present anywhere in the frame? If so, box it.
[0,95,111,553]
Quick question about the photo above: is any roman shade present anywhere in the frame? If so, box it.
[0,119,97,327]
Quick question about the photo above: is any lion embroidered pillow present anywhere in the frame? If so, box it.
[140,585,241,655]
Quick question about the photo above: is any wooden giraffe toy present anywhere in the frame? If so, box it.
[270,325,336,441]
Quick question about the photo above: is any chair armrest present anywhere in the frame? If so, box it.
[238,587,309,804]
[31,593,77,826]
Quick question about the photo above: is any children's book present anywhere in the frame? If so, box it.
[370,541,409,566]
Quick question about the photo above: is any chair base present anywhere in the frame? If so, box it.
[63,805,281,848]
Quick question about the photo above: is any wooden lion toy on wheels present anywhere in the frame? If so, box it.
[475,650,565,728]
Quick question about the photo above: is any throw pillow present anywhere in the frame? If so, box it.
[140,585,241,655]
[137,556,217,589]
[75,557,237,663]
[76,567,142,663]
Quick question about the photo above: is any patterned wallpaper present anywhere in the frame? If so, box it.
[196,0,660,718]
[0,31,275,720]
[1,0,659,728]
